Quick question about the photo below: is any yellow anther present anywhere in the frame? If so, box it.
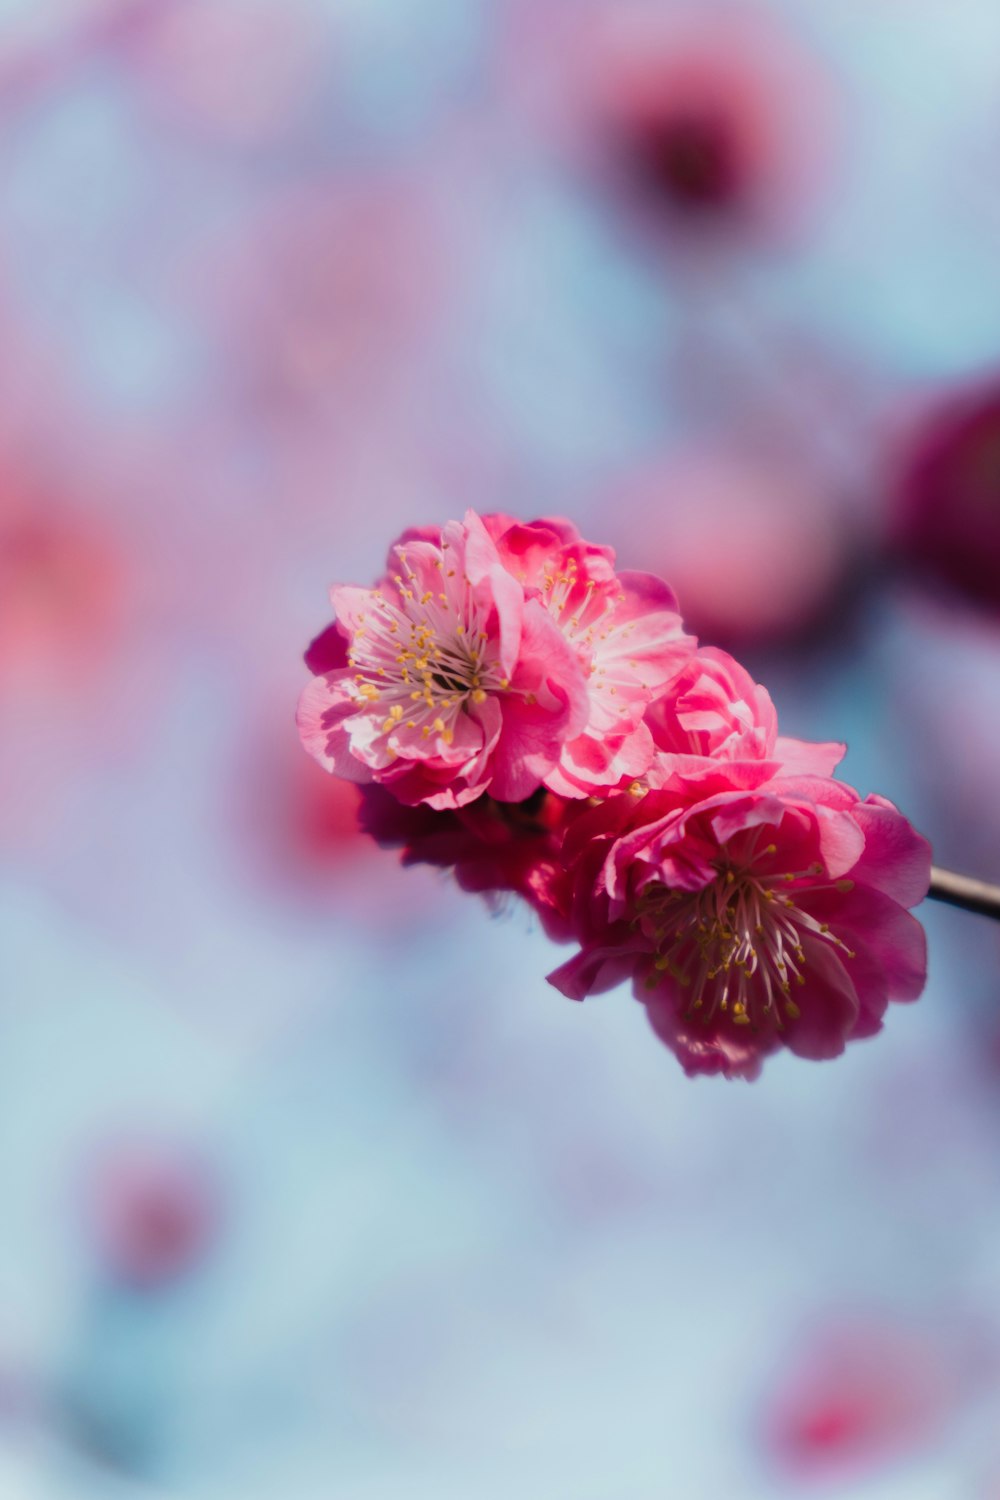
[835,879,855,893]
[785,999,801,1020]
[471,689,487,704]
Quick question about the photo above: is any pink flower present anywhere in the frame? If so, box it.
[83,1138,221,1291]
[611,449,855,648]
[765,1319,959,1480]
[892,377,1000,611]
[591,10,838,245]
[359,784,575,940]
[643,645,846,793]
[487,514,694,795]
[298,511,590,809]
[548,774,930,1080]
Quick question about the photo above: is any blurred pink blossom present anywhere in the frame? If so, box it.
[508,1,838,248]
[891,376,1000,611]
[0,479,124,691]
[614,448,854,646]
[188,176,445,440]
[593,9,836,241]
[765,1319,965,1480]
[82,1139,220,1291]
[359,784,574,940]
[117,0,332,149]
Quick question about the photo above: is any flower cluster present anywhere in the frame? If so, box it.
[299,511,930,1080]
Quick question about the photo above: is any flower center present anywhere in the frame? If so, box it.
[345,548,509,746]
[639,849,855,1029]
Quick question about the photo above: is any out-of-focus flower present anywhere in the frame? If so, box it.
[486,514,693,795]
[0,489,123,690]
[588,7,836,244]
[892,378,1000,611]
[299,511,692,809]
[192,177,443,440]
[82,1139,221,1291]
[765,1320,962,1481]
[643,645,845,793]
[613,449,855,647]
[359,784,574,940]
[548,775,930,1080]
[114,0,332,151]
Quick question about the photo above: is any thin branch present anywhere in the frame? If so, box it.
[927,866,1000,922]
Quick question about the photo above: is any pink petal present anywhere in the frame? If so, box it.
[774,736,846,776]
[303,621,348,676]
[782,940,860,1061]
[849,796,933,909]
[296,674,373,783]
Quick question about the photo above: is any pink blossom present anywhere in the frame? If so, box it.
[548,774,930,1080]
[643,645,845,793]
[612,449,855,648]
[83,1139,221,1291]
[589,9,838,246]
[892,377,1000,611]
[298,511,590,809]
[359,784,575,940]
[487,514,694,795]
[765,1319,960,1480]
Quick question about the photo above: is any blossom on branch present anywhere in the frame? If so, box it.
[548,774,931,1080]
[298,508,931,1082]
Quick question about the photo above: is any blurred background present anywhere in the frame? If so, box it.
[2,1,1000,1496]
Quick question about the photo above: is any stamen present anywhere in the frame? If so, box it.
[643,856,856,1031]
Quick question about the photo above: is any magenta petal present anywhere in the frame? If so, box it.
[304,622,348,676]
[848,797,933,909]
[644,987,773,1080]
[546,943,640,1001]
[811,885,928,1003]
[782,941,860,1061]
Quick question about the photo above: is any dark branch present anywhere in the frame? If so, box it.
[927,866,1000,921]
